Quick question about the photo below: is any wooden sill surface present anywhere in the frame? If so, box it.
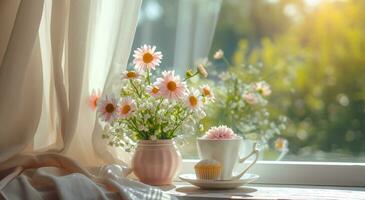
[159,182,365,199]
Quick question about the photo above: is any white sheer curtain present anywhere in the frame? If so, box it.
[0,0,222,198]
[173,0,222,74]
[0,0,180,199]
[31,0,143,167]
[130,0,222,74]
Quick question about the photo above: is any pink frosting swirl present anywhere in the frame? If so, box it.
[203,125,237,140]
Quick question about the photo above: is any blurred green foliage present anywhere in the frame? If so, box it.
[209,0,365,159]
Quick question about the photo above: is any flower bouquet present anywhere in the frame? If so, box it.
[198,49,288,159]
[95,45,212,185]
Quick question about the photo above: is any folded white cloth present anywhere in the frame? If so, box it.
[0,155,177,200]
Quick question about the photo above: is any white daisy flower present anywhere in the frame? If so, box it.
[253,81,272,96]
[97,95,119,122]
[118,97,136,119]
[155,70,187,100]
[275,137,289,152]
[133,44,163,71]
[146,85,160,97]
[185,89,202,110]
[122,70,141,80]
[200,84,215,102]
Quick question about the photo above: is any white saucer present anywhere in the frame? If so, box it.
[179,173,259,189]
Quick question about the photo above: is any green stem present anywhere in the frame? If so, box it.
[129,80,141,98]
[146,69,151,85]
[154,98,164,117]
[233,78,238,97]
[223,56,233,68]
[184,71,199,81]
[169,111,191,138]
[131,118,148,139]
[127,118,139,132]
[223,96,230,120]
[128,122,139,133]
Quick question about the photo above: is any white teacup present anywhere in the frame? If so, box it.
[197,137,259,180]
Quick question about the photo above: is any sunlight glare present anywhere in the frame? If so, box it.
[284,4,298,18]
[305,0,322,7]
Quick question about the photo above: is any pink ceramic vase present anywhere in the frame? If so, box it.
[132,140,182,185]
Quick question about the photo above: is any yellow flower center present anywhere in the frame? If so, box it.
[167,81,177,91]
[275,139,284,150]
[105,103,115,113]
[202,87,211,96]
[143,53,153,63]
[189,96,198,107]
[152,86,159,94]
[121,105,131,115]
[257,88,264,94]
[127,71,137,78]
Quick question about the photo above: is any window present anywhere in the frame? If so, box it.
[206,0,365,163]
[130,0,365,185]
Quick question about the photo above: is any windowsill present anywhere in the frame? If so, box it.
[160,182,365,199]
[181,160,365,186]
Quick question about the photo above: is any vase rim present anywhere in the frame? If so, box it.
[138,139,174,145]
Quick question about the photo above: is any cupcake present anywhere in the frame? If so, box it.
[194,159,222,180]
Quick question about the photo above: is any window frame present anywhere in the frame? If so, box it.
[180,160,365,186]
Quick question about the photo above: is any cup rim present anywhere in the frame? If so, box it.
[197,136,242,141]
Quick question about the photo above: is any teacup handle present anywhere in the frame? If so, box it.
[232,143,259,180]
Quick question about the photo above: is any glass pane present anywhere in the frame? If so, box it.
[130,0,365,162]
